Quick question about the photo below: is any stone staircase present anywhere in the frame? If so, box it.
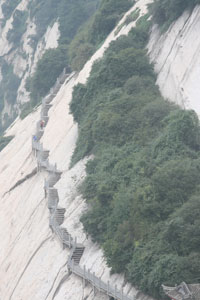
[48,170,62,187]
[31,68,135,300]
[71,244,85,264]
[53,207,66,225]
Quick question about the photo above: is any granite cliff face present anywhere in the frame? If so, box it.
[0,1,200,299]
[148,5,200,115]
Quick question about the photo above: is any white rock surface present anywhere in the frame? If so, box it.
[44,22,60,50]
[148,5,200,116]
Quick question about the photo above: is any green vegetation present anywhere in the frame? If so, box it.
[1,0,21,24]
[0,60,20,107]
[58,0,99,45]
[23,0,99,116]
[0,136,13,151]
[150,0,200,30]
[28,0,59,41]
[7,10,28,46]
[115,8,140,36]
[25,0,132,114]
[28,0,99,44]
[70,19,200,298]
[26,46,68,102]
[22,46,69,118]
[124,8,140,25]
[68,0,133,70]
[0,60,20,132]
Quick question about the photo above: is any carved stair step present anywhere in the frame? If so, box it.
[37,159,49,170]
[48,197,58,209]
[52,85,60,94]
[59,74,69,84]
[43,116,49,125]
[33,141,43,151]
[56,207,66,213]
[46,164,60,173]
[71,246,85,264]
[38,150,49,160]
[54,216,65,225]
[61,228,71,243]
[49,171,62,177]
[39,160,49,169]
[40,111,49,119]
[48,171,62,179]
[45,94,54,104]
[48,178,59,187]
[42,103,52,111]
[54,208,66,225]
[59,78,65,84]
[36,120,44,131]
[48,173,62,186]
[35,130,44,140]
[47,188,59,199]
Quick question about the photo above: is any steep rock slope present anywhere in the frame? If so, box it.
[148,5,200,115]
[0,0,59,128]
[0,1,155,299]
[2,1,200,299]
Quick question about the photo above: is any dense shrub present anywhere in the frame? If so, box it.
[26,46,68,103]
[28,0,60,40]
[7,10,28,45]
[70,20,200,298]
[23,0,99,114]
[1,0,20,22]
[150,0,200,30]
[0,60,20,106]
[68,0,134,70]
[0,136,13,151]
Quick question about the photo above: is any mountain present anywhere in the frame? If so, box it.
[0,0,199,299]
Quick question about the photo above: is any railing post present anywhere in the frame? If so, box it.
[99,277,101,291]
[93,272,95,285]
[37,161,40,173]
[115,285,117,298]
[107,281,110,295]
[121,288,124,300]
[46,158,49,170]
[72,259,74,270]
[93,272,95,295]
[69,234,71,248]
[61,228,64,241]
[32,135,33,150]
[44,179,47,198]
[83,265,86,287]
[84,265,86,278]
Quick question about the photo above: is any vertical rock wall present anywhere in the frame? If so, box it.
[148,5,200,116]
